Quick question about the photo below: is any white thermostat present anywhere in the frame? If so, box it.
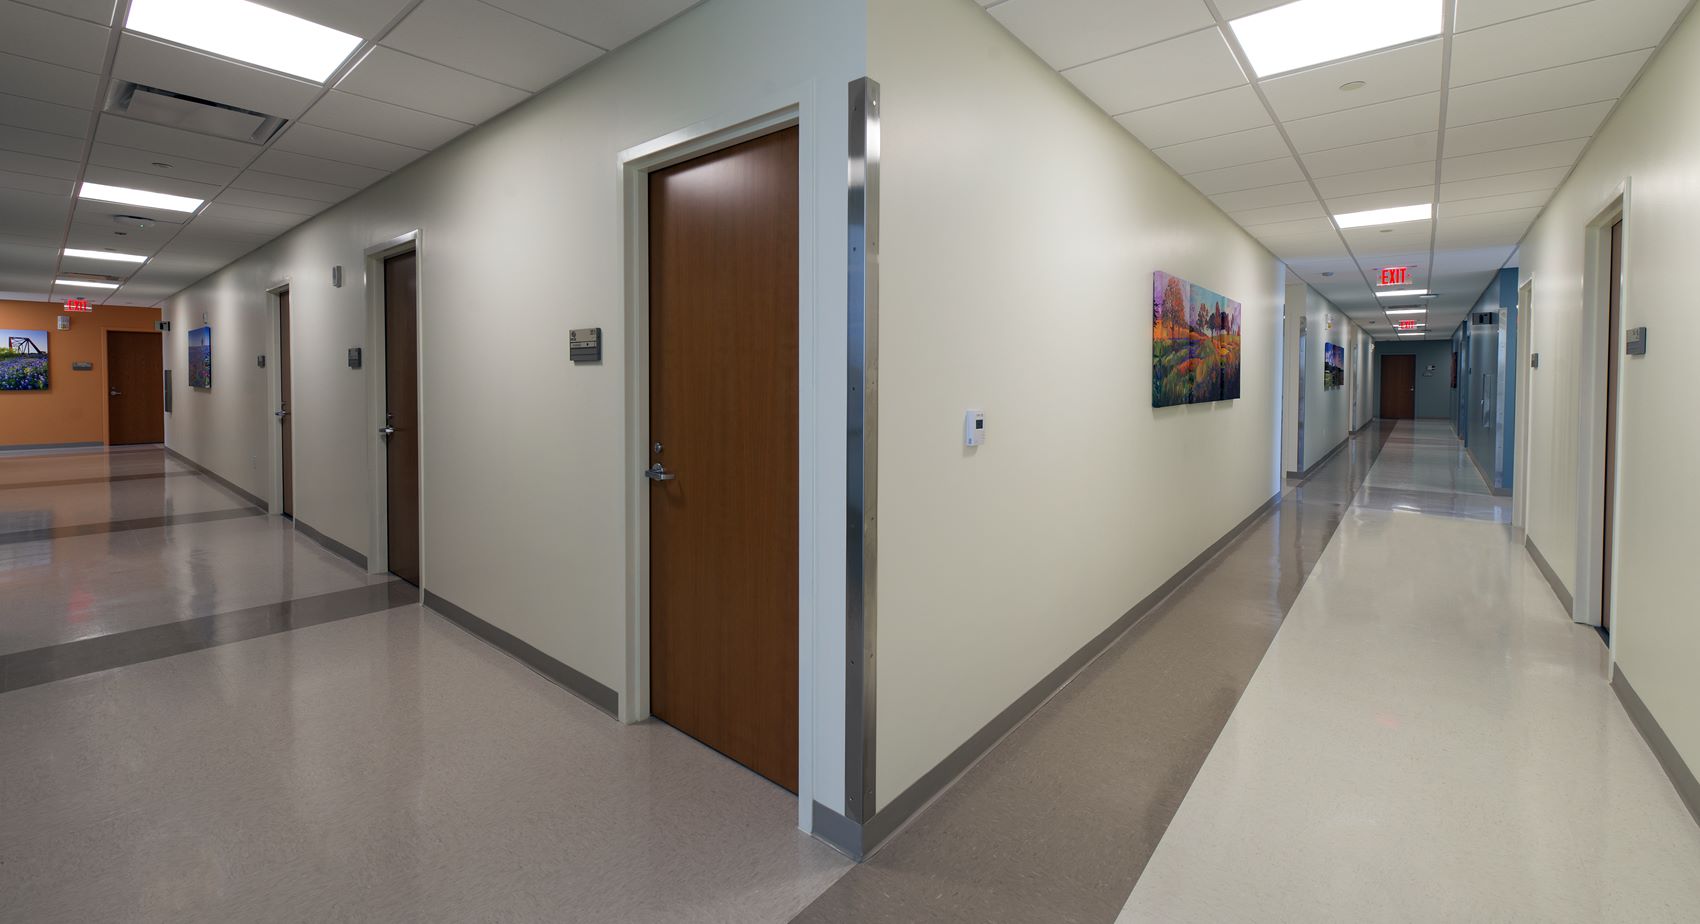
[964,409,986,447]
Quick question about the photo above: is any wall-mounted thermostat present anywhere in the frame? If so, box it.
[57,316,71,330]
[348,347,363,369]
[1626,327,1647,356]
[964,409,985,447]
[155,320,170,332]
[256,354,266,368]
[570,328,601,363]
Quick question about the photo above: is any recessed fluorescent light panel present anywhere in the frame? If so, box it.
[79,181,204,213]
[1335,203,1432,230]
[57,279,121,289]
[63,248,148,264]
[1377,289,1429,298]
[126,0,362,83]
[1230,0,1442,78]
[1384,308,1427,315]
[1398,332,1426,337]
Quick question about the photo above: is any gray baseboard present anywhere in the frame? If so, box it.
[0,441,104,452]
[1525,535,1573,616]
[1611,666,1700,829]
[813,489,1284,862]
[293,518,367,570]
[1463,445,1511,497]
[425,590,619,718]
[1287,435,1347,482]
[163,447,268,510]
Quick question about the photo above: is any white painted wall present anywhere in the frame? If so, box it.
[161,0,867,821]
[1284,283,1354,473]
[1517,5,1700,777]
[867,0,1285,809]
[1352,325,1375,431]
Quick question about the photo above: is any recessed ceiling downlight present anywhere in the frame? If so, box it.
[126,0,362,83]
[1229,0,1442,78]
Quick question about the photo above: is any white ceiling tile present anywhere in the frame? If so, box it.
[1157,125,1288,175]
[1438,165,1569,201]
[0,147,80,180]
[1443,101,1611,157]
[82,163,222,201]
[382,0,602,93]
[1435,208,1542,248]
[1261,233,1350,262]
[479,0,697,50]
[1455,0,1585,32]
[1064,27,1244,115]
[1447,50,1649,126]
[0,0,110,74]
[1285,93,1439,153]
[0,124,85,161]
[0,51,100,108]
[1313,161,1436,198]
[96,114,259,166]
[1441,139,1587,182]
[13,0,116,25]
[250,148,388,188]
[1213,0,1289,17]
[112,34,321,120]
[1261,40,1443,122]
[87,141,239,186]
[1246,216,1336,239]
[271,122,424,171]
[1449,0,1686,86]
[1209,180,1316,212]
[214,187,331,216]
[1437,189,1553,216]
[1229,199,1326,226]
[229,169,355,204]
[1323,185,1435,214]
[260,0,416,40]
[1432,245,1517,275]
[1302,132,1436,178]
[1114,85,1271,149]
[302,90,471,150]
[0,167,71,196]
[335,46,531,125]
[0,186,70,230]
[1184,155,1303,195]
[989,0,1214,71]
[0,91,91,138]
[196,201,309,230]
[1341,222,1432,253]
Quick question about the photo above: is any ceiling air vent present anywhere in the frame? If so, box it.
[59,272,125,286]
[105,81,287,144]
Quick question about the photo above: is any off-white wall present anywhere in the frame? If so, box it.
[868,0,1285,809]
[1517,5,1700,777]
[162,0,867,820]
[1352,325,1375,431]
[1284,283,1353,472]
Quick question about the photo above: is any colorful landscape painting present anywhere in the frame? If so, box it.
[1152,271,1241,407]
[188,326,212,389]
[0,329,49,391]
[1324,342,1344,389]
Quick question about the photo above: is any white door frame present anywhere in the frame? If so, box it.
[363,230,425,580]
[616,85,820,830]
[1511,278,1533,530]
[264,279,291,516]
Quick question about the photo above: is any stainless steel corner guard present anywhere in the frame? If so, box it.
[845,76,880,823]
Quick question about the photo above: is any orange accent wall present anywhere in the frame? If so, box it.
[0,299,163,449]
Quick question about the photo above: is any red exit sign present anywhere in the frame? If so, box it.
[1398,319,1417,330]
[64,297,92,312]
[1379,266,1409,286]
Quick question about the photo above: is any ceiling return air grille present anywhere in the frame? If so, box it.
[104,81,287,144]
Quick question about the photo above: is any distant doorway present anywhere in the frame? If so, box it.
[1380,354,1416,419]
[277,289,294,518]
[1600,218,1623,633]
[382,251,421,587]
[106,331,163,445]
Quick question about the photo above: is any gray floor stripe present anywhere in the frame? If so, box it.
[0,581,419,692]
[0,506,264,545]
[0,469,200,491]
[790,422,1397,924]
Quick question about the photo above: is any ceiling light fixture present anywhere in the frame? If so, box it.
[1376,289,1429,298]
[80,181,203,213]
[1334,203,1432,229]
[1418,293,1440,299]
[126,0,362,83]
[57,279,121,289]
[1384,309,1426,315]
[1229,0,1442,78]
[63,247,147,264]
[1397,332,1426,338]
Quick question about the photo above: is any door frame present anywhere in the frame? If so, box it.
[617,86,822,828]
[1512,278,1533,530]
[363,230,426,580]
[265,280,292,516]
[102,329,164,445]
[1571,180,1631,641]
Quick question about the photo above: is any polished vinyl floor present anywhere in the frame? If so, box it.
[5,430,1698,922]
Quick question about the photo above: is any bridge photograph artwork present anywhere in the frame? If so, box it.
[0,329,49,392]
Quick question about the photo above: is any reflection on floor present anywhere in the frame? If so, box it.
[0,446,848,923]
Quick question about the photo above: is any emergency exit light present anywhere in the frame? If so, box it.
[1379,266,1409,287]
[64,297,92,312]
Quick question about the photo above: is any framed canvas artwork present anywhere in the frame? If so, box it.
[1152,271,1242,407]
[188,325,212,389]
[0,329,49,391]
[1323,342,1345,389]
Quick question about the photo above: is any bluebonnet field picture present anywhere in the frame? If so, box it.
[188,325,212,388]
[0,329,50,391]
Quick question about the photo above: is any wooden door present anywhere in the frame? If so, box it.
[384,251,421,586]
[648,127,799,791]
[1380,355,1416,419]
[1602,219,1623,632]
[106,331,163,445]
[279,290,294,518]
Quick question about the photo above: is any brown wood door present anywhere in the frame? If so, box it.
[1380,354,1416,419]
[384,251,421,586]
[106,331,163,445]
[648,127,799,791]
[279,290,294,518]
[1602,218,1623,632]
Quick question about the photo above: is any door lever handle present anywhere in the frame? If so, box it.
[276,409,289,419]
[643,463,675,482]
[379,426,397,439]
